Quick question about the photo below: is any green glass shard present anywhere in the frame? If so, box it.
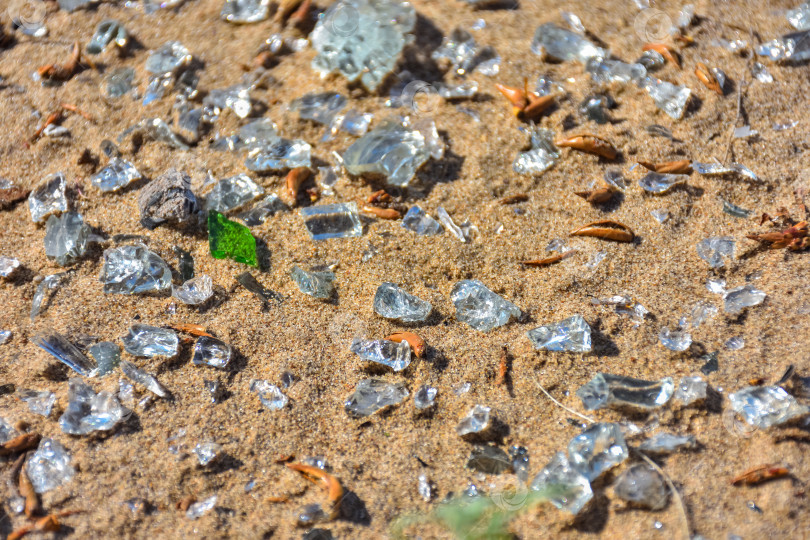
[207,210,258,267]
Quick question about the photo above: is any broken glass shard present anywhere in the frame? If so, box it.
[343,119,429,187]
[0,416,17,443]
[723,284,766,314]
[17,389,57,416]
[29,173,67,223]
[729,162,759,181]
[689,301,717,328]
[436,81,478,100]
[59,378,124,435]
[527,315,591,353]
[707,278,726,295]
[692,161,733,175]
[345,378,408,417]
[788,2,810,30]
[673,375,707,405]
[203,85,252,118]
[402,206,443,235]
[122,324,179,358]
[30,273,68,321]
[513,127,560,176]
[310,0,416,91]
[91,158,142,192]
[86,20,127,55]
[290,266,335,299]
[208,210,258,267]
[244,137,311,172]
[120,360,169,398]
[638,433,696,454]
[411,118,444,160]
[301,203,362,240]
[0,256,21,278]
[567,422,628,481]
[100,245,172,294]
[651,208,670,223]
[137,169,197,229]
[120,118,189,151]
[351,338,411,371]
[529,452,592,514]
[417,474,433,502]
[641,77,691,120]
[192,337,232,369]
[186,495,217,519]
[437,207,476,243]
[700,351,719,375]
[32,330,97,377]
[237,194,287,227]
[639,172,684,194]
[510,446,530,483]
[193,442,222,466]
[213,118,277,152]
[373,282,431,322]
[456,404,491,436]
[577,373,675,411]
[578,94,613,124]
[221,0,270,23]
[751,62,774,83]
[431,28,501,77]
[172,275,213,305]
[636,49,665,71]
[756,29,810,62]
[451,280,521,332]
[531,22,606,63]
[204,174,263,213]
[697,236,735,268]
[0,330,11,344]
[586,57,646,84]
[722,199,752,218]
[728,385,809,428]
[324,109,374,140]
[466,446,511,474]
[26,438,75,493]
[44,212,89,266]
[725,336,745,350]
[414,385,437,409]
[145,41,191,74]
[659,326,692,351]
[290,92,347,125]
[88,342,120,377]
[250,379,288,410]
[613,464,668,510]
[204,379,224,403]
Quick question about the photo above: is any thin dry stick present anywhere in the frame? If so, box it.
[723,72,745,163]
[535,381,595,424]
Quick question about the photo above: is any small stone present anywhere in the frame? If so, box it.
[529,452,592,514]
[91,158,142,192]
[301,203,363,240]
[697,236,735,268]
[437,207,477,243]
[343,119,429,187]
[351,338,411,372]
[723,284,766,314]
[310,0,416,91]
[221,0,270,23]
[237,194,287,227]
[88,342,120,377]
[290,266,335,299]
[513,127,560,176]
[172,275,214,305]
[192,337,232,369]
[576,373,675,411]
[122,324,179,358]
[659,327,692,351]
[193,442,222,466]
[120,360,169,398]
[401,206,443,235]
[59,378,124,435]
[0,256,21,278]
[32,330,97,377]
[451,280,521,332]
[728,385,809,428]
[641,77,691,120]
[527,315,591,353]
[44,212,90,266]
[673,375,707,405]
[250,379,288,410]
[86,20,127,55]
[531,22,606,63]
[17,389,57,416]
[100,245,172,294]
[146,41,191,74]
[613,464,668,510]
[756,29,810,62]
[414,385,437,409]
[26,438,75,493]
[432,28,500,77]
[456,404,491,436]
[568,422,629,481]
[373,282,431,322]
[208,210,258,267]
[186,495,217,519]
[466,446,512,474]
[639,172,684,194]
[138,169,198,229]
[29,173,67,223]
[638,433,697,454]
[344,378,408,417]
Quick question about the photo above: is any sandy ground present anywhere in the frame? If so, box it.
[1,0,810,538]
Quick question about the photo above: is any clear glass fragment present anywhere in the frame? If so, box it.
[577,373,674,410]
[451,280,521,332]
